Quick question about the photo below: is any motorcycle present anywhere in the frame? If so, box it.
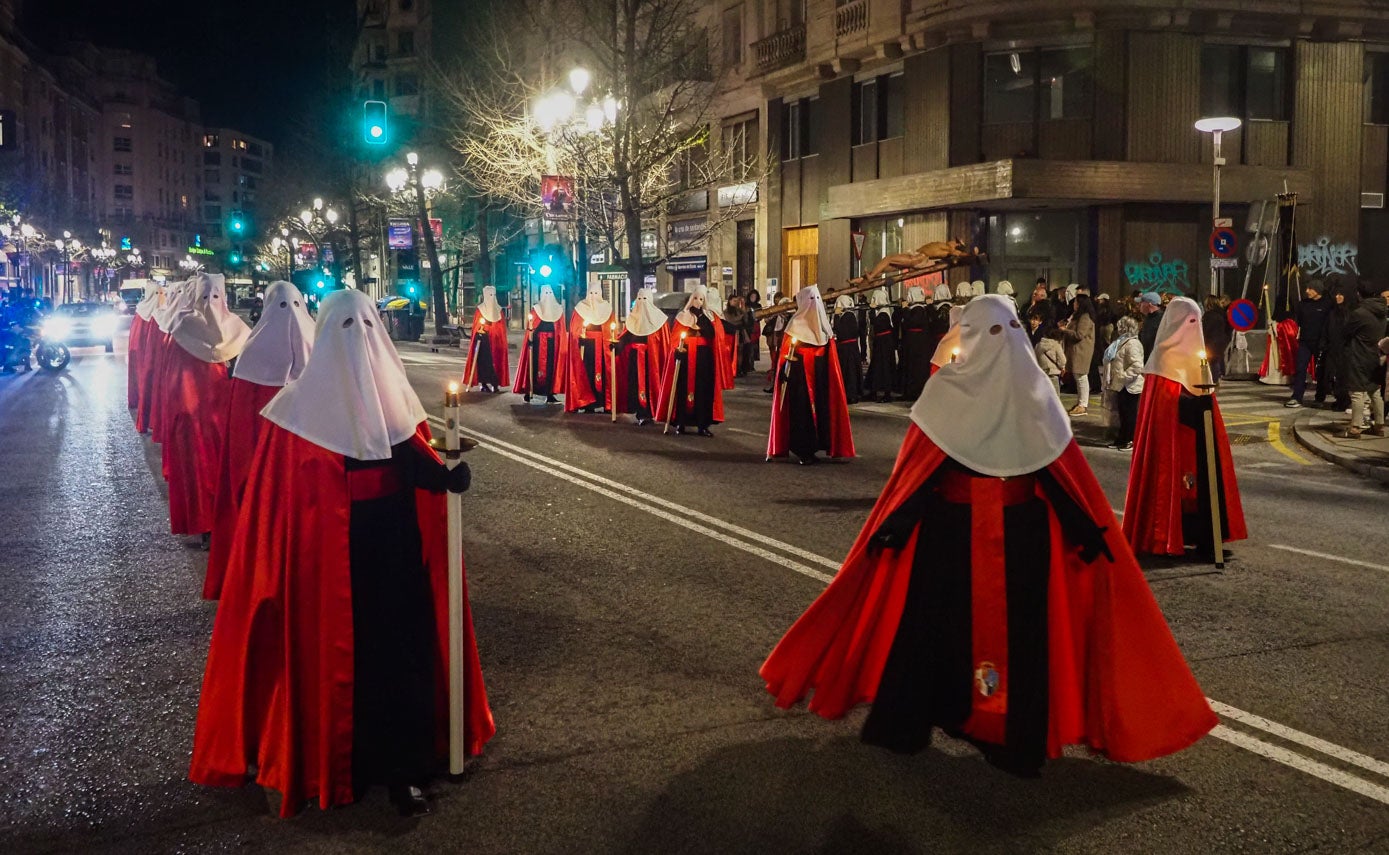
[34,328,70,371]
[1,322,70,372]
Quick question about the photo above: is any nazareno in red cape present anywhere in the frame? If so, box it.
[1122,374,1247,556]
[766,336,855,459]
[760,425,1216,764]
[132,319,162,433]
[202,377,280,599]
[126,313,147,410]
[613,326,671,415]
[511,309,567,395]
[160,344,232,535]
[652,316,732,425]
[463,307,511,389]
[189,422,495,816]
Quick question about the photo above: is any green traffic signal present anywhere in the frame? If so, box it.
[364,100,388,145]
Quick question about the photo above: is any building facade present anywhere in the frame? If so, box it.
[199,128,273,243]
[707,0,1389,301]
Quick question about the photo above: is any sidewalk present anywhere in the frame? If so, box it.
[1293,408,1389,485]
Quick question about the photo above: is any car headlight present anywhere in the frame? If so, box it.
[95,316,118,336]
[42,319,72,340]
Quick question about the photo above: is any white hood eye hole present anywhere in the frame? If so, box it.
[1009,319,1021,328]
[279,301,288,308]
[293,300,300,307]
[342,317,355,329]
[989,324,1003,335]
[364,318,374,328]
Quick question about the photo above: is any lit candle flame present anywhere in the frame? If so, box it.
[448,381,459,394]
[950,347,960,362]
[1197,350,1207,361]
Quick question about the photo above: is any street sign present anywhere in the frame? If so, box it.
[1210,227,1238,258]
[851,231,866,260]
[1213,217,1234,228]
[1211,256,1239,269]
[1227,298,1258,331]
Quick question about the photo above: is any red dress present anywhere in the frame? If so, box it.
[462,309,510,389]
[190,424,495,816]
[1123,375,1247,556]
[761,427,1216,765]
[766,337,855,460]
[161,344,233,535]
[203,378,281,598]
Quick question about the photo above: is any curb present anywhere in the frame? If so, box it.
[1292,412,1389,486]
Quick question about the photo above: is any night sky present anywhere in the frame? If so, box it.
[20,0,355,144]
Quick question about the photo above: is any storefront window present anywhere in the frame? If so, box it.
[854,216,904,279]
[985,211,1081,291]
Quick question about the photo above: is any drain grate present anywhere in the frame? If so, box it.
[1229,432,1271,445]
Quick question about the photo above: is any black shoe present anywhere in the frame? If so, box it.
[762,387,774,394]
[545,395,559,404]
[795,453,819,465]
[697,428,713,437]
[636,418,650,426]
[389,784,430,817]
[675,425,686,435]
[199,533,211,552]
[524,393,533,402]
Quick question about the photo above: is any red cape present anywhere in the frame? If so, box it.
[126,315,147,409]
[190,423,495,816]
[511,310,567,395]
[653,316,729,426]
[204,378,281,599]
[462,309,511,389]
[760,427,1216,763]
[133,322,163,433]
[714,316,736,390]
[562,310,614,412]
[613,327,671,415]
[148,332,176,443]
[1123,375,1247,556]
[161,345,233,535]
[766,337,855,459]
[1259,318,1298,379]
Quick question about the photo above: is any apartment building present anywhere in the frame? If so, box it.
[199,128,273,243]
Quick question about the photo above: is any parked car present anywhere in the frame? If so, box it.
[654,291,690,318]
[43,302,119,352]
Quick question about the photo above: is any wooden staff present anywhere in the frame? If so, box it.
[663,331,687,434]
[442,382,467,774]
[1196,350,1224,570]
[609,320,620,422]
[526,317,537,402]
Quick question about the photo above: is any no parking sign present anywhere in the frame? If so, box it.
[1227,298,1258,331]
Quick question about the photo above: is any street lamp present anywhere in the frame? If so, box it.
[285,197,344,283]
[1196,116,1242,300]
[385,152,449,341]
[90,244,118,296]
[1,216,42,295]
[53,235,81,303]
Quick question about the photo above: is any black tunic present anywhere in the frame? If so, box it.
[526,320,562,395]
[345,441,451,790]
[473,332,499,386]
[671,312,719,429]
[785,344,835,461]
[899,305,933,400]
[833,312,862,404]
[620,332,659,421]
[867,311,897,398]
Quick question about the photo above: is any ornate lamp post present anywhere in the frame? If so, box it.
[386,155,449,340]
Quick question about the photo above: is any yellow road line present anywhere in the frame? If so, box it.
[1267,420,1313,465]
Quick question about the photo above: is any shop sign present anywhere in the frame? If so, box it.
[667,217,707,245]
[666,255,707,273]
[387,218,414,249]
[717,182,757,208]
[186,246,215,256]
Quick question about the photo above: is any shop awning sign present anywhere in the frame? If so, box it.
[666,256,707,273]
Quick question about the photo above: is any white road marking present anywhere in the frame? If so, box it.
[1208,699,1389,780]
[440,418,1389,807]
[1208,726,1389,806]
[1265,544,1389,576]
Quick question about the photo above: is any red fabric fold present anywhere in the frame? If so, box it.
[766,338,856,459]
[463,309,511,389]
[204,378,281,599]
[161,345,233,535]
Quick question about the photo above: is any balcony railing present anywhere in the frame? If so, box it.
[752,24,806,74]
[836,0,868,37]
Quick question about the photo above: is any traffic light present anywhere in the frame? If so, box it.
[363,100,388,145]
[528,244,571,288]
[228,211,246,235]
[228,250,243,266]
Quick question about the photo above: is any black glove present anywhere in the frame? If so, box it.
[446,461,472,494]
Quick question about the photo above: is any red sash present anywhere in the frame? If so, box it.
[632,341,652,405]
[681,336,709,405]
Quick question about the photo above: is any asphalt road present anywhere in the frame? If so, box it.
[1,333,1387,854]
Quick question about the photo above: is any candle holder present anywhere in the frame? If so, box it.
[950,347,960,364]
[1195,349,1216,392]
[786,335,800,362]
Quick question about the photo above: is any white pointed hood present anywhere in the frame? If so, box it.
[930,305,965,369]
[933,282,953,302]
[705,288,725,320]
[134,282,161,320]
[533,285,564,323]
[995,280,1015,297]
[233,281,316,387]
[261,289,427,461]
[1145,296,1208,394]
[153,279,192,332]
[626,287,667,337]
[675,285,708,328]
[1065,283,1080,303]
[834,294,856,313]
[785,285,833,346]
[574,280,613,326]
[968,280,985,298]
[477,285,503,323]
[169,273,250,363]
[869,288,892,317]
[912,295,1072,477]
[906,286,928,305]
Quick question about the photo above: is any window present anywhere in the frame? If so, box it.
[113,136,132,152]
[397,30,415,56]
[722,116,757,181]
[721,5,743,69]
[1201,44,1288,122]
[851,74,904,145]
[204,189,220,201]
[781,97,820,159]
[241,158,262,175]
[112,206,133,218]
[248,142,263,157]
[395,73,420,96]
[1038,47,1092,120]
[1366,52,1389,125]
[373,43,387,63]
[372,78,387,99]
[204,205,222,220]
[985,51,1036,124]
[113,163,132,175]
[985,47,1091,124]
[203,133,218,148]
[204,169,220,183]
[180,194,188,209]
[204,151,221,165]
[114,184,133,200]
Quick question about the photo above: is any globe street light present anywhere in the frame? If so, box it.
[385,152,449,340]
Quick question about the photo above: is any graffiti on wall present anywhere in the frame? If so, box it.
[1124,251,1191,294]
[1297,237,1359,277]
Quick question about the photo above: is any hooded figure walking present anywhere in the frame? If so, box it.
[462,285,509,393]
[614,287,671,425]
[767,286,856,464]
[513,284,566,403]
[833,294,863,403]
[866,289,897,402]
[760,294,1216,776]
[565,281,616,413]
[190,289,494,818]
[204,281,315,599]
[898,286,933,400]
[1123,297,1247,560]
[655,285,730,435]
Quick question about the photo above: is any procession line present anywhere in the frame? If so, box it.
[1207,726,1389,806]
[451,422,843,572]
[442,418,1389,807]
[1207,699,1389,780]
[1264,545,1389,576]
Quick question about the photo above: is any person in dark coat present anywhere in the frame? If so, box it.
[1286,281,1331,408]
[1024,282,1054,344]
[1340,280,1387,438]
[1202,295,1233,387]
[762,295,790,393]
[832,295,863,403]
[1136,292,1165,358]
[1322,275,1359,412]
[866,289,897,403]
